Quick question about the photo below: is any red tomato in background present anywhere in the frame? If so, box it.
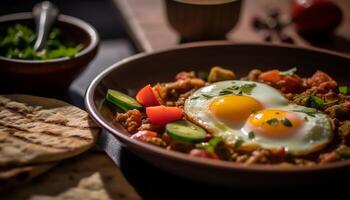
[291,0,343,36]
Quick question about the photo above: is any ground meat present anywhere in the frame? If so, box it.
[294,159,316,166]
[319,152,340,164]
[175,71,196,80]
[306,70,337,92]
[115,109,142,134]
[326,105,350,121]
[242,69,262,81]
[175,89,196,107]
[244,149,270,165]
[162,78,206,100]
[138,123,164,132]
[339,121,350,145]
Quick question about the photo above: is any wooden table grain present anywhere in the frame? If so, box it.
[113,0,350,54]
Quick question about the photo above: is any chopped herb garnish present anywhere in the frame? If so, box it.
[310,94,324,108]
[234,138,244,148]
[240,83,257,95]
[339,86,348,95]
[209,136,223,147]
[293,108,318,117]
[195,136,224,154]
[202,94,214,99]
[266,118,279,126]
[219,89,234,96]
[324,99,338,106]
[190,96,200,100]
[304,116,309,121]
[280,67,297,76]
[280,118,293,127]
[219,83,257,96]
[248,131,255,139]
[294,91,325,109]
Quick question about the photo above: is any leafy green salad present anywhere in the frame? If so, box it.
[0,24,83,60]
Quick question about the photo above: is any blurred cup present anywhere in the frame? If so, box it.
[165,0,242,43]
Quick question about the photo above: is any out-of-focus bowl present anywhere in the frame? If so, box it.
[0,12,99,94]
[164,0,242,42]
[85,42,350,187]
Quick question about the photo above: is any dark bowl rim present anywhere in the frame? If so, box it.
[85,41,350,173]
[0,12,99,63]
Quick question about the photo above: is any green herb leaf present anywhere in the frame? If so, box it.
[208,136,223,147]
[202,94,214,99]
[266,118,279,126]
[324,99,338,106]
[190,96,200,100]
[219,89,233,96]
[234,138,244,148]
[339,86,348,95]
[293,108,318,117]
[280,118,293,127]
[240,83,257,95]
[248,131,255,139]
[280,67,297,76]
[310,95,324,108]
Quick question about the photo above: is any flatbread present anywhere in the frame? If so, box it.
[0,95,100,167]
[4,152,142,200]
[29,173,114,200]
[0,162,57,192]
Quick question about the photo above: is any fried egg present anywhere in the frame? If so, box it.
[184,80,333,156]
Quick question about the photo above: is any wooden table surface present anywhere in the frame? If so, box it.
[113,0,350,54]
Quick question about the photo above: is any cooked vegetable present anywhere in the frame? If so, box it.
[131,130,158,143]
[146,106,183,126]
[106,89,142,111]
[166,120,206,143]
[0,24,82,60]
[258,70,282,83]
[336,145,350,159]
[208,66,235,83]
[136,84,160,107]
[189,149,219,159]
[339,86,348,95]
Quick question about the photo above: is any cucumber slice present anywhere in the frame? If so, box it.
[106,89,142,111]
[166,120,206,143]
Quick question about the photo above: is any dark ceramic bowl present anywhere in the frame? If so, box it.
[85,42,350,187]
[165,0,242,42]
[0,12,99,93]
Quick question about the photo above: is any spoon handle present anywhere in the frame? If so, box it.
[33,1,59,52]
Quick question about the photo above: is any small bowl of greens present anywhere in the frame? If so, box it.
[0,12,99,93]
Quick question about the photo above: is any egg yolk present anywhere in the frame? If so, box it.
[246,109,304,139]
[209,95,263,124]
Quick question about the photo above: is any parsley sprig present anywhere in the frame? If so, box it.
[219,83,257,96]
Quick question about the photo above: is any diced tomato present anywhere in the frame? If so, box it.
[131,130,158,142]
[136,85,160,107]
[146,106,183,126]
[259,70,282,83]
[189,149,219,159]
